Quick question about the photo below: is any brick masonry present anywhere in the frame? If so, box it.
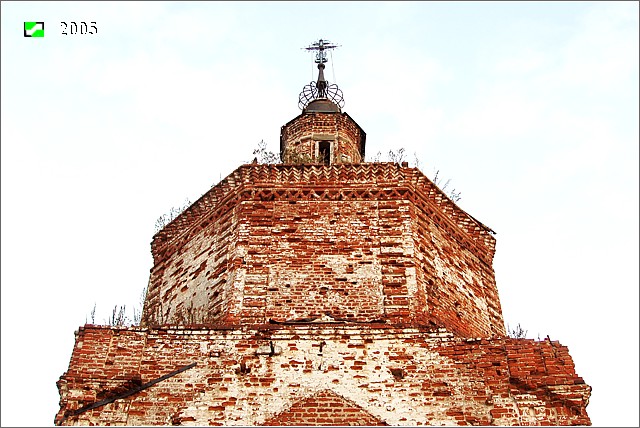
[56,107,590,424]
[279,111,366,164]
[142,163,502,338]
[55,325,591,426]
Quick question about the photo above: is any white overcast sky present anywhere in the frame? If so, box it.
[1,1,638,426]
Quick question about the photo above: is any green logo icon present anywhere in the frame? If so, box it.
[24,22,44,37]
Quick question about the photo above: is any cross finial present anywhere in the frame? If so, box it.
[298,38,344,111]
[304,38,339,64]
[303,39,340,98]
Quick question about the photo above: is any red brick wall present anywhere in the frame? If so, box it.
[238,199,388,323]
[143,200,240,325]
[411,200,504,337]
[55,325,591,426]
[263,389,387,426]
[280,112,365,164]
[142,164,502,337]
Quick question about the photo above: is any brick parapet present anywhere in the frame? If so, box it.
[56,325,590,426]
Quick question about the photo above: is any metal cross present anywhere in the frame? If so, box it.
[304,38,339,64]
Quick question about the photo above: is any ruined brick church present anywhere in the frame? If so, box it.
[56,40,591,426]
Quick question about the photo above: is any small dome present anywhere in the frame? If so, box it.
[304,98,341,113]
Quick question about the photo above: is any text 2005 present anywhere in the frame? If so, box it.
[61,22,97,35]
